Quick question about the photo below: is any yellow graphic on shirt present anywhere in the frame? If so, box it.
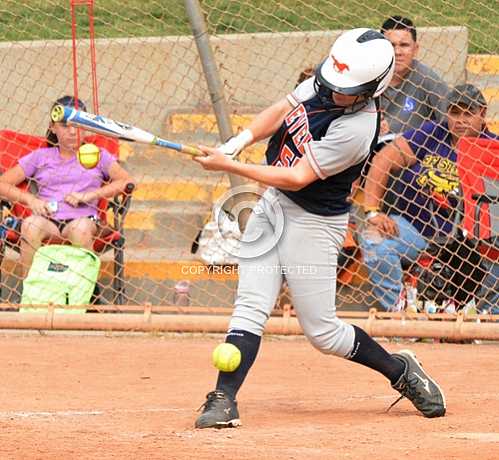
[416,155,459,194]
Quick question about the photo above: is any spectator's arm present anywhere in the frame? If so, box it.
[0,165,34,205]
[363,136,417,211]
[0,165,50,215]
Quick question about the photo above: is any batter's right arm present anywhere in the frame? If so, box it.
[247,97,292,142]
[218,98,292,158]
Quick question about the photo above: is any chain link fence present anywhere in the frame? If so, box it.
[0,0,497,319]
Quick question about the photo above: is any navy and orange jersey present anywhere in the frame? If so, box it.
[265,77,380,216]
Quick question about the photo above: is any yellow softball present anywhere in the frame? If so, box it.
[212,343,241,372]
[51,104,65,123]
[78,143,100,169]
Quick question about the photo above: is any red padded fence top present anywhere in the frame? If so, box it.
[457,137,499,241]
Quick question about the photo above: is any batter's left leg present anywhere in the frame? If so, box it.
[278,199,445,418]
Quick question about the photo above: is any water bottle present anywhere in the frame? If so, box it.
[48,201,58,213]
[424,300,437,314]
[442,299,456,314]
[394,287,406,313]
[462,299,477,316]
[173,280,191,306]
[406,285,418,311]
[405,274,419,313]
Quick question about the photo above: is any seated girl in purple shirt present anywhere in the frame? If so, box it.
[0,95,134,278]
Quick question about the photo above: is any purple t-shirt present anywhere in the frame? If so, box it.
[388,121,499,238]
[18,146,116,220]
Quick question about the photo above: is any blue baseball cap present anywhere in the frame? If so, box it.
[447,84,487,110]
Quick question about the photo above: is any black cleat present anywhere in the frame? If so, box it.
[195,390,241,429]
[390,349,446,418]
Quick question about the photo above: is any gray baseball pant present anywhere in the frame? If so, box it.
[229,188,356,358]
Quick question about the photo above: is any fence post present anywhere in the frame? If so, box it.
[184,0,253,228]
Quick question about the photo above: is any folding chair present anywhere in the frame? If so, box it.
[457,136,499,310]
[401,168,481,310]
[0,129,134,305]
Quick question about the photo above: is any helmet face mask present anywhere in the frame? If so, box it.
[314,71,376,109]
[313,77,336,110]
[316,28,395,100]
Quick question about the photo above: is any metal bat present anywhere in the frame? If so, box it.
[50,104,202,156]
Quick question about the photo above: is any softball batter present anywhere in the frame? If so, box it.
[194,28,445,428]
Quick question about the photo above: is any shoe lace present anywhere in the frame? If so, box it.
[197,391,225,412]
[386,395,404,413]
[387,375,426,413]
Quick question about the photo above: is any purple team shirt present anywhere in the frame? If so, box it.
[18,146,116,220]
[389,121,499,238]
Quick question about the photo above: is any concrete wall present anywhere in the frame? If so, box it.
[0,27,467,136]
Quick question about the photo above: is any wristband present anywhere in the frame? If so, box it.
[366,211,380,220]
[218,129,254,158]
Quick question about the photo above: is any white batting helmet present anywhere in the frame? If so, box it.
[316,28,395,98]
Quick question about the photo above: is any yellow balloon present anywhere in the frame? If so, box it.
[78,143,100,169]
[212,343,241,372]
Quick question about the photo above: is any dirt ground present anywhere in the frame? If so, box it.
[0,332,498,460]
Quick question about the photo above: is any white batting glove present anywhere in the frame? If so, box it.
[218,129,254,159]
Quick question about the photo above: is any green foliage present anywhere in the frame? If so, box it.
[0,0,496,53]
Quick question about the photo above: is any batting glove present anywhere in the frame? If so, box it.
[218,129,254,159]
